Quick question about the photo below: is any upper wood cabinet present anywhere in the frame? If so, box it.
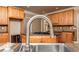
[58,12,64,25]
[52,14,59,25]
[0,7,8,25]
[8,7,19,19]
[8,7,24,19]
[48,9,74,25]
[48,13,59,25]
[19,9,24,19]
[64,10,74,25]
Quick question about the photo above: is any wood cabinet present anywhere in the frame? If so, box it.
[21,35,57,43]
[0,33,8,43]
[21,35,42,43]
[52,14,59,25]
[0,7,8,25]
[64,32,73,43]
[30,37,41,43]
[0,7,24,25]
[48,13,59,25]
[57,32,73,43]
[48,14,52,22]
[8,7,24,35]
[58,12,64,25]
[8,7,24,19]
[42,36,56,43]
[21,20,24,34]
[19,9,24,19]
[21,35,26,43]
[48,9,74,25]
[8,7,19,19]
[64,10,74,25]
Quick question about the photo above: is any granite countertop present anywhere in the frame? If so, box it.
[0,43,21,52]
[65,43,79,52]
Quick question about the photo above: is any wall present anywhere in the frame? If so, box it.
[31,18,41,33]
[74,7,79,43]
[24,10,39,34]
[41,19,49,32]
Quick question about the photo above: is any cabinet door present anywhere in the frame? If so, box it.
[64,10,74,25]
[8,7,19,19]
[0,33,8,43]
[68,10,74,25]
[19,9,24,19]
[21,35,26,43]
[61,32,73,43]
[0,7,8,25]
[48,14,59,25]
[1,7,8,25]
[48,14,52,23]
[8,7,24,19]
[61,32,67,43]
[58,12,65,25]
[66,32,73,43]
[52,14,59,25]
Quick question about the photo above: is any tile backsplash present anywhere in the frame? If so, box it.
[0,26,8,33]
[53,26,76,32]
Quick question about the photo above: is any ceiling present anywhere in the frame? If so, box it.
[18,6,73,14]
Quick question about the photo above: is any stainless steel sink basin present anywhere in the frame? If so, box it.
[19,43,71,52]
[0,43,71,52]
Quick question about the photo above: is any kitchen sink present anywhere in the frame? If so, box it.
[0,43,72,52]
[18,43,71,52]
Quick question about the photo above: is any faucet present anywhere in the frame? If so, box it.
[26,15,55,49]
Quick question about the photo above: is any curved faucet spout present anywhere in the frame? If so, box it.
[26,15,54,46]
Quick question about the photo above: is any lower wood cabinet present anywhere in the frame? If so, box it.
[41,36,56,43]
[21,35,57,43]
[64,32,73,43]
[57,32,73,43]
[0,33,8,43]
[21,35,26,43]
[21,35,41,43]
[30,38,41,43]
